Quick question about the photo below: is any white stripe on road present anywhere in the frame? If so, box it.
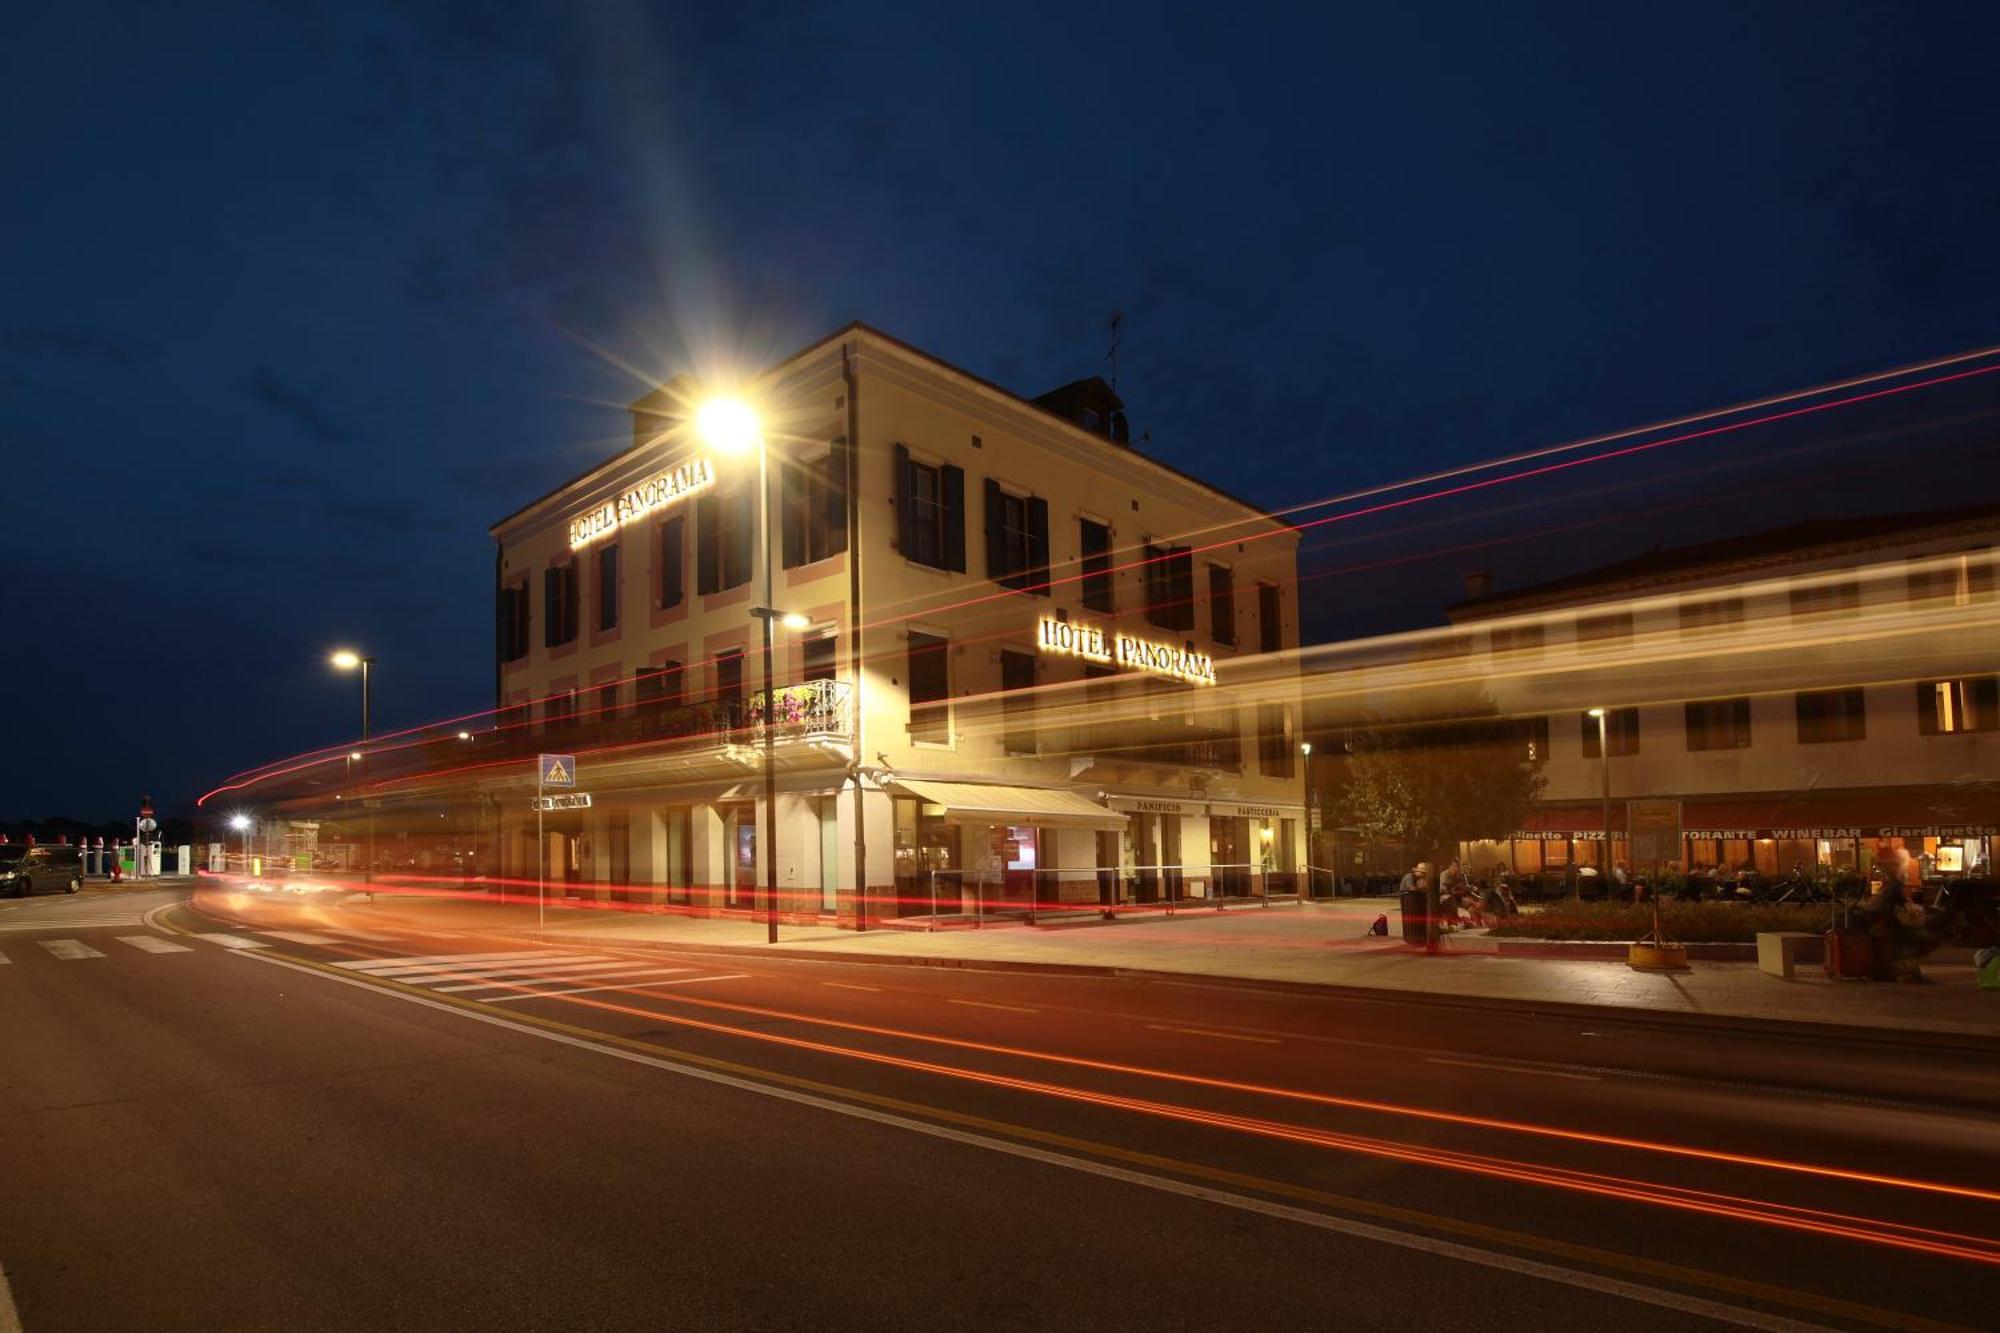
[327,927,401,941]
[1148,1025,1281,1044]
[0,1257,23,1333]
[947,998,1039,1013]
[483,973,749,1003]
[355,954,602,981]
[0,949,10,963]
[117,935,193,954]
[41,939,106,960]
[333,950,566,972]
[240,949,1835,1333]
[258,930,344,946]
[193,933,269,950]
[438,965,696,994]
[1425,1057,1603,1083]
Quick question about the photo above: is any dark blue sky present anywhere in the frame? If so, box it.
[6,1,1998,820]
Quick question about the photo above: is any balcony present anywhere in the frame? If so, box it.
[742,678,851,740]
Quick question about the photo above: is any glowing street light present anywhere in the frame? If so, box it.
[228,813,252,872]
[695,396,761,455]
[1588,707,1612,900]
[330,648,377,890]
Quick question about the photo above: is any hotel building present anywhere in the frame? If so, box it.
[482,323,1305,925]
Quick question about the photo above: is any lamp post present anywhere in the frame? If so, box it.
[1589,707,1611,900]
[1299,741,1312,897]
[229,813,251,876]
[699,397,802,946]
[331,649,376,892]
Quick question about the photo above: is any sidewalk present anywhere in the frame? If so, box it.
[329,892,2000,1043]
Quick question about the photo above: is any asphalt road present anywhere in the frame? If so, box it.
[1,885,1995,1332]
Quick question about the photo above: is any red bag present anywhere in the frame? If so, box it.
[1824,928,1873,980]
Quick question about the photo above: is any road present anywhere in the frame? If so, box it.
[1,884,1995,1332]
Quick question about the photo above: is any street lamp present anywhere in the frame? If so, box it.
[331,649,377,890]
[1299,741,1313,898]
[229,813,251,874]
[1588,707,1611,901]
[699,396,789,946]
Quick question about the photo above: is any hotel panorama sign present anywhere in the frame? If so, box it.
[1037,616,1217,686]
[568,456,716,550]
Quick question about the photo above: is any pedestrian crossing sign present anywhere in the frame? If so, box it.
[538,753,576,788]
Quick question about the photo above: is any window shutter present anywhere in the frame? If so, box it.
[1027,495,1050,595]
[1732,697,1751,745]
[781,462,805,569]
[983,478,1006,580]
[563,564,579,641]
[728,488,754,586]
[894,443,915,555]
[1977,676,2000,731]
[659,515,684,608]
[496,585,514,661]
[543,568,561,647]
[942,463,966,572]
[822,445,848,556]
[696,495,719,594]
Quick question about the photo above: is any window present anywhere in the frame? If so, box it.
[1083,663,1117,704]
[1916,677,2000,735]
[1209,565,1235,645]
[803,634,837,683]
[1080,519,1113,612]
[543,563,578,647]
[1001,648,1037,754]
[1795,688,1865,744]
[594,679,621,724]
[1258,582,1283,653]
[1907,549,1995,606]
[497,578,530,663]
[1789,580,1858,620]
[1490,623,1544,657]
[657,514,685,609]
[1679,596,1744,635]
[1685,697,1752,751]
[1257,704,1293,777]
[1580,707,1640,758]
[984,481,1050,592]
[1576,610,1632,651]
[782,448,848,569]
[594,543,620,633]
[544,688,578,729]
[894,445,965,571]
[1143,544,1194,631]
[636,661,684,717]
[714,650,745,717]
[695,489,753,594]
[908,631,950,743]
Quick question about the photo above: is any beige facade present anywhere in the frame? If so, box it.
[488,323,1304,925]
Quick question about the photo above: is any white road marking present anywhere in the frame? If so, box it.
[483,973,749,1003]
[0,949,10,964]
[193,933,269,950]
[946,998,1039,1013]
[258,930,344,945]
[333,949,566,972]
[1425,1057,1602,1083]
[358,954,604,981]
[117,935,193,954]
[40,939,106,960]
[241,949,1833,1333]
[822,981,881,992]
[436,963,692,993]
[327,927,401,941]
[1148,1025,1281,1045]
[0,1257,22,1333]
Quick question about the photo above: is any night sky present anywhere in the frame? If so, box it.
[7,1,1999,821]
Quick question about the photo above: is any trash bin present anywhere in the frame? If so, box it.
[1399,888,1427,945]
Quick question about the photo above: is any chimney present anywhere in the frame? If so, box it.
[1463,570,1492,600]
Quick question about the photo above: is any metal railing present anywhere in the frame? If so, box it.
[901,861,1305,929]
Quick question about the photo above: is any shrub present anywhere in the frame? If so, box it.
[1487,899,1834,943]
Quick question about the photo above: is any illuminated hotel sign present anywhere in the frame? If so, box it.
[568,456,716,549]
[1037,616,1217,686]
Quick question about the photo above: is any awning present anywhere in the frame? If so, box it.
[892,779,1128,831]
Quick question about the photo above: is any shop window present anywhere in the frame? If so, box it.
[1080,519,1113,611]
[1907,549,1995,606]
[894,445,965,571]
[542,563,578,647]
[496,578,530,663]
[595,543,620,633]
[1916,676,2000,735]
[782,449,848,568]
[1001,648,1037,754]
[1580,707,1640,758]
[1490,622,1544,658]
[1795,688,1865,744]
[1685,697,1752,751]
[893,796,962,917]
[1258,582,1283,653]
[1788,579,1858,621]
[908,631,950,743]
[1575,610,1632,652]
[1208,564,1236,645]
[1679,596,1744,635]
[636,660,684,716]
[1144,544,1194,631]
[657,514,685,609]
[984,481,1050,592]
[803,634,837,683]
[695,489,753,593]
[1257,704,1293,777]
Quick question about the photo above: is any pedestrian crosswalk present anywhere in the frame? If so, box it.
[0,933,747,1004]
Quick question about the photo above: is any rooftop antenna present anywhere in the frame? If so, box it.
[1106,311,1123,391]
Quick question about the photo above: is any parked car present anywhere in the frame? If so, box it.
[0,844,84,897]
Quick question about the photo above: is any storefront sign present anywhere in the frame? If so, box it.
[568,456,716,549]
[1108,796,1187,815]
[1214,804,1285,819]
[532,792,593,812]
[1036,616,1217,686]
[1770,827,1861,840]
[1684,829,1760,841]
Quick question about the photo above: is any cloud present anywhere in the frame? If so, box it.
[0,325,148,364]
[247,367,353,444]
